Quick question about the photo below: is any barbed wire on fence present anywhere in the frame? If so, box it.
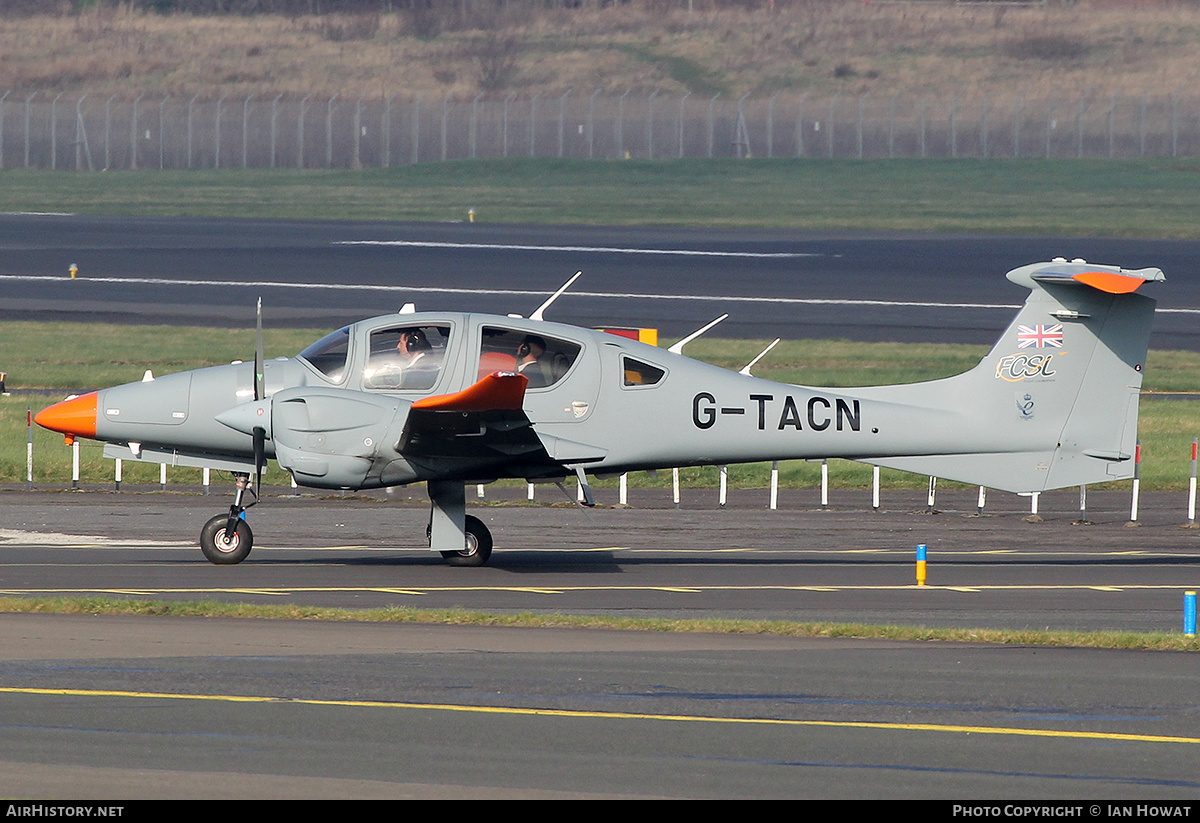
[1,91,1196,169]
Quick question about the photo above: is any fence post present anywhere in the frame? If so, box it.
[530,91,541,157]
[820,459,829,510]
[215,92,227,168]
[857,93,865,159]
[270,93,282,167]
[919,94,928,158]
[353,95,363,169]
[411,95,421,164]
[158,95,168,169]
[950,92,958,158]
[587,90,597,159]
[1188,438,1198,525]
[298,94,310,168]
[472,92,483,159]
[51,92,61,169]
[325,93,337,168]
[1108,92,1116,158]
[559,88,571,158]
[24,91,36,168]
[130,93,143,170]
[214,92,228,169]
[618,88,630,158]
[1130,440,1142,522]
[1076,93,1085,158]
[1045,95,1054,159]
[678,92,690,158]
[888,93,896,158]
[767,90,779,158]
[1139,93,1147,157]
[243,93,255,169]
[1014,92,1023,158]
[504,92,515,158]
[25,407,32,489]
[383,94,394,167]
[441,92,450,162]
[769,460,778,510]
[187,93,199,168]
[707,92,719,158]
[646,89,657,159]
[796,93,806,158]
[981,94,990,158]
[0,90,8,169]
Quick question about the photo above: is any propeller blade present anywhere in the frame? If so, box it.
[252,426,265,494]
[254,297,265,402]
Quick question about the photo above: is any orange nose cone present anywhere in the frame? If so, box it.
[35,392,98,439]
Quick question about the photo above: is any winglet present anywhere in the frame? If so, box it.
[412,372,528,412]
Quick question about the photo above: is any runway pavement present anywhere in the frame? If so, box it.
[1,214,1197,348]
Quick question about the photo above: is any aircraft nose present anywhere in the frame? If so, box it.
[35,391,98,439]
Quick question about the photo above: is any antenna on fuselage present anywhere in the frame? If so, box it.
[668,314,729,355]
[739,338,780,376]
[530,270,582,321]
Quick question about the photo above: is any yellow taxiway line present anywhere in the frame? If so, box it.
[0,685,1194,746]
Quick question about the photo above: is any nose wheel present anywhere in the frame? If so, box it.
[200,472,256,565]
[200,513,254,564]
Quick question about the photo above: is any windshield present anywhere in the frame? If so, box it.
[297,326,351,381]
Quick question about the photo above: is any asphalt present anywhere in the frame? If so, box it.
[2,216,1199,798]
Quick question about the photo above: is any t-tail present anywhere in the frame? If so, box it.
[856,259,1162,493]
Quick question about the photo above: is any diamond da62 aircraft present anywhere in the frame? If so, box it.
[35,259,1161,566]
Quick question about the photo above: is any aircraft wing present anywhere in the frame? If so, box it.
[398,371,605,479]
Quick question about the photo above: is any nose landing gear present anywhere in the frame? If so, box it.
[199,472,256,564]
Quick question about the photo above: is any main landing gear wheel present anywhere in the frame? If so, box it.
[440,514,492,567]
[200,514,254,565]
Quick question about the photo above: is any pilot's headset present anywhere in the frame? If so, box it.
[404,328,431,351]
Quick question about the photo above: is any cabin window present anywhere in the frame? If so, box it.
[478,327,581,389]
[363,325,451,391]
[297,326,351,382]
[622,357,666,387]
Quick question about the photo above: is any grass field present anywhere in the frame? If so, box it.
[5,158,1200,237]
[4,322,1197,491]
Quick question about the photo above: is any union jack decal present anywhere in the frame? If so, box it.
[1016,324,1064,349]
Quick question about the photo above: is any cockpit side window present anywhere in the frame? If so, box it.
[297,326,351,382]
[479,327,581,389]
[622,357,666,387]
[363,325,451,391]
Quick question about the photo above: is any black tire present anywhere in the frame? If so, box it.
[200,514,253,565]
[440,514,492,567]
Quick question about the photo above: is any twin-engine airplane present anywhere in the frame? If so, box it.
[36,259,1161,566]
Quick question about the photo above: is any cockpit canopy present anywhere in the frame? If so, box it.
[295,316,587,394]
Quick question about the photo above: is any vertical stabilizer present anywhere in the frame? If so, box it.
[861,260,1161,493]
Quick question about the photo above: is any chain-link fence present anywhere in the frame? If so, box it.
[4,90,1197,170]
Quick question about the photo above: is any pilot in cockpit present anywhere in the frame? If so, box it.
[363,327,443,390]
